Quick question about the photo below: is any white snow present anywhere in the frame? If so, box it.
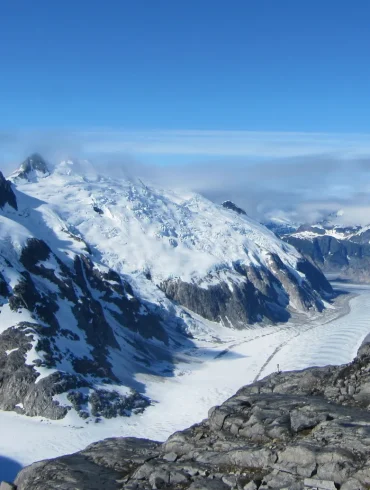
[292,227,359,241]
[5,348,18,356]
[0,281,369,482]
[0,303,35,335]
[25,336,58,383]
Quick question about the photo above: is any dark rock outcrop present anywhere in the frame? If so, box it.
[11,342,370,490]
[0,172,17,210]
[13,438,161,490]
[222,201,247,216]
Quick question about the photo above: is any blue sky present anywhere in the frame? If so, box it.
[2,0,370,134]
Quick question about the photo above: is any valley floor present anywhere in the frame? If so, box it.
[1,282,370,482]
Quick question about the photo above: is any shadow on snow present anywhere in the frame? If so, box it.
[0,454,22,484]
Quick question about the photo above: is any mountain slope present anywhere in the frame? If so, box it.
[0,156,332,421]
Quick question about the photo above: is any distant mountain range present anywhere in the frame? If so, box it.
[266,210,370,282]
[0,154,332,421]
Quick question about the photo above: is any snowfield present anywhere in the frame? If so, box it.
[1,281,370,482]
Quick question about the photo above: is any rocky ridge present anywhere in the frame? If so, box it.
[9,341,370,490]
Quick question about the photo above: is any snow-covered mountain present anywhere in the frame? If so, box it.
[0,155,332,421]
[277,210,370,282]
[264,216,300,236]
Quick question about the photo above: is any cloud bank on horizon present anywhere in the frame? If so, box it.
[2,129,370,226]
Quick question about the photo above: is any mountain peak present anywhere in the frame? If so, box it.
[9,153,50,182]
[54,158,98,180]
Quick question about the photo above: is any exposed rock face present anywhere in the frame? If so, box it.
[160,255,332,327]
[12,342,370,490]
[0,172,17,210]
[222,201,247,216]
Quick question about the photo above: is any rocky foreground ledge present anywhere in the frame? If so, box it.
[8,343,370,490]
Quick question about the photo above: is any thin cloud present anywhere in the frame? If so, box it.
[66,130,370,158]
[3,129,370,159]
